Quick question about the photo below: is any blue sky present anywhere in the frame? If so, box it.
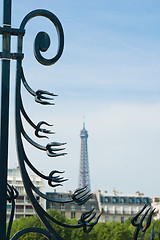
[1,0,160,197]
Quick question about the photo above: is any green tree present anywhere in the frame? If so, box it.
[68,218,93,240]
[9,211,160,240]
[93,222,112,240]
[9,209,71,240]
[113,223,132,240]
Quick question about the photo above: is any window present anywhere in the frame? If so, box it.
[16,187,24,193]
[136,198,141,204]
[105,216,109,222]
[143,198,148,204]
[81,205,86,211]
[112,197,117,203]
[7,205,11,210]
[113,216,117,222]
[105,197,109,203]
[16,181,21,185]
[71,204,75,210]
[113,206,116,213]
[50,203,54,208]
[26,206,32,209]
[60,203,65,210]
[71,212,76,219]
[26,206,34,213]
[16,196,24,203]
[121,217,124,223]
[16,205,24,212]
[129,197,134,204]
[121,206,124,214]
[120,197,125,204]
[129,207,133,214]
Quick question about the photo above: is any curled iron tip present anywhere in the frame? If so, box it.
[72,186,92,205]
[35,121,54,138]
[48,170,68,187]
[78,208,101,233]
[46,142,67,157]
[7,184,19,203]
[35,89,57,105]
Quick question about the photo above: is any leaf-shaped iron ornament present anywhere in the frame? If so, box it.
[78,208,101,233]
[35,90,57,105]
[35,121,54,139]
[11,8,100,240]
[72,186,93,205]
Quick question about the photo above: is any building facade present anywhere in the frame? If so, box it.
[95,189,150,223]
[7,167,46,221]
[46,189,150,223]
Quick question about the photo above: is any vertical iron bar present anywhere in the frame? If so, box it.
[0,0,12,239]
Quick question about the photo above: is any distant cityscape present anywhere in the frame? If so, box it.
[7,123,160,222]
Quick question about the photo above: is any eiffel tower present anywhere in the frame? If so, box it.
[79,122,91,191]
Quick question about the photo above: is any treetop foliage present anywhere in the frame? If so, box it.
[9,210,160,240]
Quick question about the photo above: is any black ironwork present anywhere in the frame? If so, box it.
[131,204,155,240]
[0,1,100,239]
[149,223,155,240]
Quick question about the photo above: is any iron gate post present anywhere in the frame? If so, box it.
[0,0,12,239]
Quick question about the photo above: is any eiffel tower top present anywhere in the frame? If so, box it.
[80,121,88,138]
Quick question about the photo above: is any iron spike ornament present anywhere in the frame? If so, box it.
[0,1,100,239]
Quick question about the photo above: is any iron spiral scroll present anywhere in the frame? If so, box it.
[6,9,101,240]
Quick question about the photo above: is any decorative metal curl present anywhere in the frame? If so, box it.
[46,142,67,157]
[35,90,57,105]
[20,9,64,66]
[48,170,68,188]
[78,208,101,233]
[72,186,93,205]
[35,121,54,139]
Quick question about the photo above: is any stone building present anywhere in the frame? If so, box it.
[7,167,46,221]
[95,189,150,223]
